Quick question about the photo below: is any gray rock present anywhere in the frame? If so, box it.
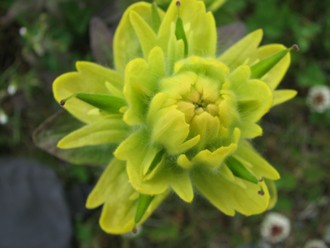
[0,157,72,248]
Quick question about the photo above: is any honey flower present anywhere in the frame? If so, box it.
[306,85,330,113]
[0,109,8,125]
[260,212,291,244]
[304,240,328,248]
[53,0,296,234]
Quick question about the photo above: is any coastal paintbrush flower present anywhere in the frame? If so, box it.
[53,0,296,234]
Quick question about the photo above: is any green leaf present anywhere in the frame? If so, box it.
[226,156,259,184]
[175,17,188,56]
[145,149,164,176]
[33,111,115,165]
[75,93,126,113]
[250,46,292,79]
[135,194,155,224]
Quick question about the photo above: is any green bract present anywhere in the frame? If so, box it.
[53,0,296,234]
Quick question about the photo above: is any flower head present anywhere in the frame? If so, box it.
[260,212,291,244]
[53,0,296,234]
[0,109,8,125]
[304,240,328,248]
[307,85,330,113]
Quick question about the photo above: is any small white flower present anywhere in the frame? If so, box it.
[304,239,328,248]
[307,85,330,113]
[7,84,17,96]
[0,110,8,125]
[19,27,27,37]
[260,212,291,244]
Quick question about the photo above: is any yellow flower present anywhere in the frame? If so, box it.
[53,0,296,234]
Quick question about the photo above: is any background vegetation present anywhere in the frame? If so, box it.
[0,0,329,247]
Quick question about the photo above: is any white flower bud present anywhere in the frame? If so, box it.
[307,86,330,113]
[260,212,290,244]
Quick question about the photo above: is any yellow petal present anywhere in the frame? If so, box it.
[58,118,128,149]
[170,170,194,203]
[87,159,168,234]
[86,159,126,209]
[158,0,216,57]
[235,141,280,180]
[272,90,297,107]
[129,10,158,58]
[218,29,263,70]
[192,167,270,216]
[113,2,165,71]
[124,47,166,125]
[53,62,123,123]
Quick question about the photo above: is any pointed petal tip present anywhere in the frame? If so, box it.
[56,139,69,149]
[272,89,297,107]
[75,61,92,71]
[254,28,263,37]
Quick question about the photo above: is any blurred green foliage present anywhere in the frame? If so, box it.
[0,0,329,247]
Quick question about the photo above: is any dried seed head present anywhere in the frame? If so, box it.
[292,44,299,52]
[258,189,265,196]
[60,99,66,106]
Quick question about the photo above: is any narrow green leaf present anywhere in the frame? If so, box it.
[175,17,188,56]
[151,3,161,32]
[250,47,292,79]
[75,93,126,113]
[144,150,164,176]
[226,156,259,184]
[135,194,154,224]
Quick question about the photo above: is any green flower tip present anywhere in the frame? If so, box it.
[52,0,296,234]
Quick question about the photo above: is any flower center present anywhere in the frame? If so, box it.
[312,92,325,106]
[270,225,283,237]
[176,78,220,123]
